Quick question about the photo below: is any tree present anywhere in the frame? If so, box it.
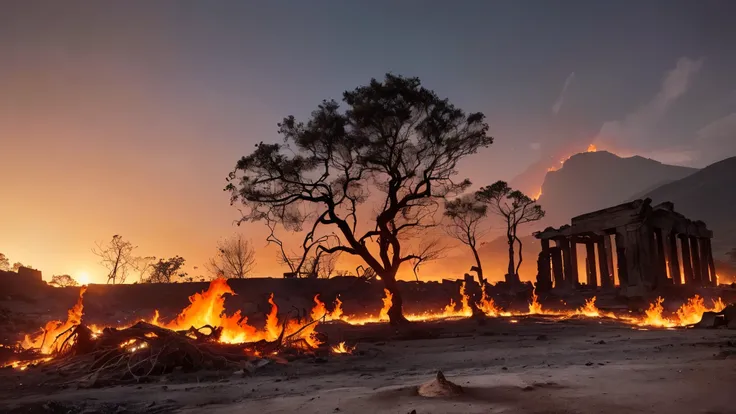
[226,74,491,324]
[0,253,9,271]
[476,181,545,284]
[12,262,30,272]
[206,234,257,279]
[443,195,489,284]
[92,235,137,284]
[50,274,79,287]
[145,256,187,283]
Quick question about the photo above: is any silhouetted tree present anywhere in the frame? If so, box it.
[145,256,187,283]
[206,234,256,279]
[12,262,31,272]
[50,274,79,287]
[0,253,9,271]
[476,181,544,284]
[443,195,489,284]
[227,74,491,324]
[729,247,736,265]
[92,235,136,284]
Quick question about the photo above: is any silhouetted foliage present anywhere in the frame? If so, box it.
[145,256,187,283]
[0,253,9,271]
[92,235,137,284]
[12,262,32,272]
[443,195,489,284]
[50,274,79,287]
[206,234,256,279]
[476,181,545,284]
[227,74,491,324]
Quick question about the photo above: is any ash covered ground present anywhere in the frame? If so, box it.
[2,315,736,414]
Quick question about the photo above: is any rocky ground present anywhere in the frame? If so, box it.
[2,315,736,414]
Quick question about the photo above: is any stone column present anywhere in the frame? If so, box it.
[689,236,702,285]
[569,240,579,288]
[624,225,645,291]
[558,238,574,288]
[536,239,552,291]
[705,238,717,286]
[604,233,615,285]
[698,238,712,286]
[597,236,612,288]
[550,246,564,288]
[653,228,668,288]
[585,241,598,288]
[667,232,681,285]
[679,235,694,285]
[615,231,629,286]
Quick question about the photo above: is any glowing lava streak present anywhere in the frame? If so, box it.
[22,286,87,354]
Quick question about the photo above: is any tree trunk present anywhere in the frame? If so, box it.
[470,244,484,284]
[514,235,523,276]
[380,270,409,326]
[507,234,516,282]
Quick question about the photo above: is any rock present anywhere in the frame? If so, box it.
[694,312,725,328]
[417,371,463,397]
[720,304,736,325]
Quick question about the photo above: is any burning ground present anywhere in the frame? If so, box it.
[1,279,736,413]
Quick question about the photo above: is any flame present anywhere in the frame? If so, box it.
[22,286,87,354]
[378,288,392,321]
[587,144,597,152]
[155,279,320,347]
[534,188,542,199]
[331,341,354,354]
[633,295,727,328]
[311,294,344,322]
[528,289,543,315]
[476,284,505,317]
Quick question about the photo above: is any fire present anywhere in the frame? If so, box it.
[22,286,87,354]
[634,295,727,328]
[575,297,600,317]
[534,188,542,199]
[311,294,344,322]
[152,279,320,347]
[587,144,597,152]
[378,288,392,321]
[476,284,510,317]
[528,289,543,315]
[331,341,354,354]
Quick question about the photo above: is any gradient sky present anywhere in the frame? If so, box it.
[2,1,736,283]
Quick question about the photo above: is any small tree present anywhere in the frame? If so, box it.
[226,74,491,324]
[443,195,489,284]
[145,256,187,283]
[476,181,545,284]
[206,234,257,279]
[93,235,136,284]
[0,253,9,271]
[50,274,79,287]
[12,262,33,271]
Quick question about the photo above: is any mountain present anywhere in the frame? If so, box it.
[536,151,697,228]
[642,156,736,258]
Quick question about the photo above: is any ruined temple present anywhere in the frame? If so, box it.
[534,198,716,296]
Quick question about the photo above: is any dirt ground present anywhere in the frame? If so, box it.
[2,315,736,414]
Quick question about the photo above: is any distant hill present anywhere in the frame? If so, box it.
[642,156,736,258]
[536,151,697,228]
